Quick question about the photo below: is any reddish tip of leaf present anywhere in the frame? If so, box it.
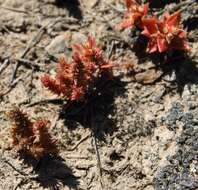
[33,120,49,131]
[41,74,51,87]
[166,10,181,27]
[157,36,168,52]
[146,38,158,53]
[141,17,158,36]
[87,36,96,48]
[125,0,133,9]
[143,3,149,15]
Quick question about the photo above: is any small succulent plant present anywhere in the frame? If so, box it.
[119,0,190,53]
[41,36,113,101]
[7,107,58,160]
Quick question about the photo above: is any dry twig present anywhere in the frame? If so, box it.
[0,154,28,176]
[0,59,9,75]
[26,98,64,107]
[90,108,104,188]
[0,6,29,14]
[67,133,91,151]
[156,0,196,16]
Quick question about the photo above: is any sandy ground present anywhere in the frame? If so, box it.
[0,0,197,189]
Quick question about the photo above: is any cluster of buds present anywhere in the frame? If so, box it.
[41,36,113,101]
[119,0,149,29]
[120,0,190,53]
[7,108,58,160]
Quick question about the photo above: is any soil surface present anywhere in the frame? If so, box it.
[0,0,197,190]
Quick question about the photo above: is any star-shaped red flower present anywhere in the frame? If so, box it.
[141,11,190,53]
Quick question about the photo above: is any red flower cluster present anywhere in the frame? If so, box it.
[7,107,58,160]
[120,0,190,53]
[119,0,149,29]
[41,36,113,101]
[142,11,190,53]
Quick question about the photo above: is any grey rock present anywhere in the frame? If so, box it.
[155,103,198,190]
[45,34,71,60]
[152,86,166,103]
[161,102,184,131]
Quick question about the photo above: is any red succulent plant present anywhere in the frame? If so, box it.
[141,11,190,53]
[41,36,113,101]
[8,107,34,153]
[32,120,58,159]
[119,0,149,29]
[7,107,58,160]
